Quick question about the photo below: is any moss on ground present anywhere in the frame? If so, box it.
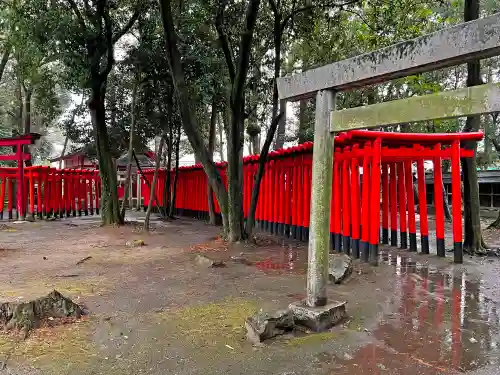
[154,298,258,350]
[0,277,107,301]
[0,318,97,374]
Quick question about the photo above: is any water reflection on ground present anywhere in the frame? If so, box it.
[324,251,500,374]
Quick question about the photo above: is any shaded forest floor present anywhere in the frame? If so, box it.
[0,213,499,375]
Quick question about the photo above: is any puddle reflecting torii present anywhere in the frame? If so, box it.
[324,252,500,374]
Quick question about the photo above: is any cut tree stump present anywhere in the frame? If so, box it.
[0,290,83,338]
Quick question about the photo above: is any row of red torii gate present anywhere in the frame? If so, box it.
[0,130,483,264]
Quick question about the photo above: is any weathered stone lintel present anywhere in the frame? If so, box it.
[277,13,500,101]
[330,83,500,132]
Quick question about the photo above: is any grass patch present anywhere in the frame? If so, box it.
[154,298,258,349]
[0,277,107,301]
[0,318,97,374]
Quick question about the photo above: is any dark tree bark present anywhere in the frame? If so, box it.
[169,123,181,218]
[161,92,173,217]
[20,84,33,167]
[59,135,69,169]
[247,121,260,154]
[443,181,452,222]
[0,43,11,83]
[245,113,283,238]
[218,113,225,161]
[164,125,173,216]
[89,83,123,225]
[461,0,486,252]
[298,98,309,143]
[120,78,139,220]
[270,0,284,150]
[216,0,262,241]
[65,0,143,226]
[207,97,218,225]
[489,210,500,229]
[159,0,230,233]
[488,114,500,228]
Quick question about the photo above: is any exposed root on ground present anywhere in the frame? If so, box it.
[488,216,500,229]
[463,244,500,257]
[0,290,83,338]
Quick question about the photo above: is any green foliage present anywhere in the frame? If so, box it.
[0,0,498,173]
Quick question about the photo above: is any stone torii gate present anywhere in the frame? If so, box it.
[277,14,500,316]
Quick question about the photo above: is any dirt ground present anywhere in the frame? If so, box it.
[0,213,499,375]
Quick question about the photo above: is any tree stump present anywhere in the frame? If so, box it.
[0,290,83,338]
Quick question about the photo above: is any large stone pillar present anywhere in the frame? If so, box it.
[306,90,335,307]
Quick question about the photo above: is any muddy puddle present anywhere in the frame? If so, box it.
[319,251,500,374]
[250,244,307,274]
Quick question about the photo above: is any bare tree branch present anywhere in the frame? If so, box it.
[112,2,144,44]
[245,112,283,237]
[488,136,500,153]
[101,1,114,78]
[215,2,236,82]
[232,0,261,101]
[66,0,87,31]
[268,0,278,14]
[342,7,378,32]
[0,42,11,83]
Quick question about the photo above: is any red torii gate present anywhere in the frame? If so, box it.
[0,133,41,220]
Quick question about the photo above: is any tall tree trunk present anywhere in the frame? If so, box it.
[159,0,229,233]
[489,208,500,228]
[0,43,11,83]
[245,113,283,238]
[488,114,500,228]
[144,136,165,231]
[298,99,309,143]
[20,84,33,167]
[162,93,173,217]
[169,123,181,218]
[89,83,123,226]
[207,98,218,225]
[218,112,225,161]
[163,127,173,216]
[251,134,259,154]
[247,113,260,154]
[217,0,265,240]
[120,78,139,220]
[271,17,284,150]
[461,0,486,252]
[226,99,245,241]
[59,135,69,169]
[443,180,452,222]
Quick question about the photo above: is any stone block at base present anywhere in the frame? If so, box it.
[289,300,347,332]
[245,309,294,344]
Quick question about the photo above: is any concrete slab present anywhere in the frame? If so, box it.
[289,300,347,332]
